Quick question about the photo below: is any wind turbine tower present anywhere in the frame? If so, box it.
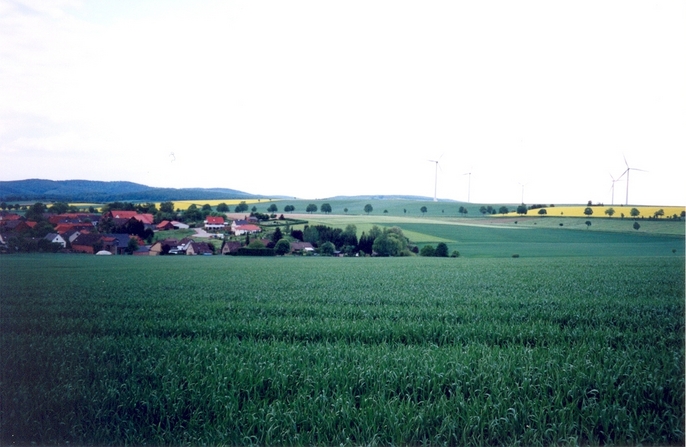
[621,157,647,205]
[428,158,440,202]
[463,169,472,203]
[518,182,528,204]
[609,173,621,206]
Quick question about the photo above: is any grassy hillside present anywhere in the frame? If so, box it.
[286,213,683,258]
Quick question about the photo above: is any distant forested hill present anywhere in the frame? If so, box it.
[0,179,259,202]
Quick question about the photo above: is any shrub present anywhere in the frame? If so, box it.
[420,245,436,257]
[512,254,520,258]
[450,250,460,258]
[319,242,335,256]
[236,247,275,256]
[274,239,291,256]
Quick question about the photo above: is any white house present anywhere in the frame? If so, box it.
[233,224,261,236]
[44,233,67,248]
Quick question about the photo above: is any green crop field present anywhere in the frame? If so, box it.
[1,254,684,446]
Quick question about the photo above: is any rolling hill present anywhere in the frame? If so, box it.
[0,179,260,202]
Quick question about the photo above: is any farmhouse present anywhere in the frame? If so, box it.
[156,220,175,231]
[290,241,315,254]
[233,224,261,236]
[186,241,213,255]
[204,216,226,231]
[71,233,105,254]
[105,211,155,228]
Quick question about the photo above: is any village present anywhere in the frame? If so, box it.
[0,207,315,256]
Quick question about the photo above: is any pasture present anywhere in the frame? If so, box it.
[1,254,683,446]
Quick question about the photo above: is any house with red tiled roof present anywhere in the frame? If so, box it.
[55,222,94,234]
[204,216,226,230]
[233,224,261,236]
[156,220,174,231]
[1,219,30,232]
[0,213,22,221]
[105,211,154,226]
[71,233,104,254]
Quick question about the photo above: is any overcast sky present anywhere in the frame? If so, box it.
[1,0,684,205]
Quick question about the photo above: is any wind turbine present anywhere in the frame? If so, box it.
[518,181,528,204]
[609,173,622,205]
[621,156,647,205]
[428,155,443,202]
[462,168,473,203]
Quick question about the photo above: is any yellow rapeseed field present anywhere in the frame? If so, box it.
[161,199,275,211]
[508,205,685,218]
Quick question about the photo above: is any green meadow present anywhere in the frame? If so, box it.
[1,255,683,446]
[294,213,684,258]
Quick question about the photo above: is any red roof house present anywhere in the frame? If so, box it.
[204,216,226,230]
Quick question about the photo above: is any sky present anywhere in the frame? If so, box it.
[1,0,684,205]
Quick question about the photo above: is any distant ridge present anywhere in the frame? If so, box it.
[0,179,263,202]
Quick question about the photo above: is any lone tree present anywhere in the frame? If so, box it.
[284,205,295,213]
[267,203,278,213]
[604,208,615,217]
[420,206,428,215]
[321,203,332,214]
[435,242,449,257]
[538,209,547,215]
[306,204,318,214]
[235,201,249,213]
[653,209,664,219]
[364,204,373,214]
[630,208,640,218]
[584,207,593,216]
[499,206,509,214]
[516,205,528,215]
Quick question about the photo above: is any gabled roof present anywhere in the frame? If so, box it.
[108,211,154,225]
[55,222,94,234]
[72,233,104,247]
[221,240,242,253]
[205,216,225,225]
[290,242,314,251]
[187,241,213,255]
[236,224,261,232]
[43,233,64,241]
[0,213,22,221]
[101,233,133,247]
